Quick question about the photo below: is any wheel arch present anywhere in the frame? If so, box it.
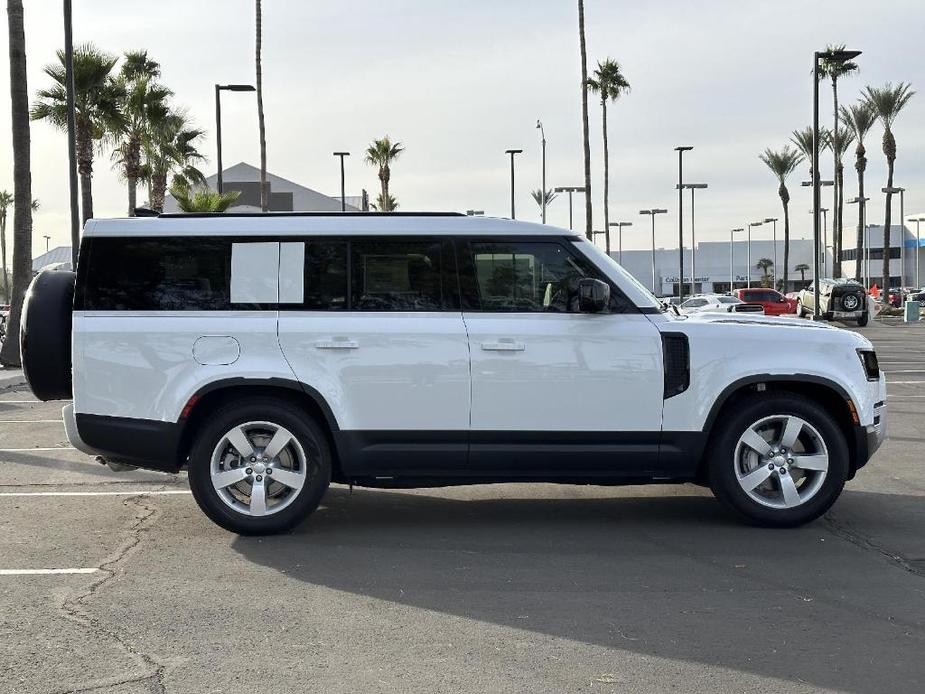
[696,374,862,482]
[177,378,345,482]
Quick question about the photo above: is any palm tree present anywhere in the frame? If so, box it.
[256,0,268,211]
[169,184,239,213]
[759,146,804,291]
[839,101,877,275]
[112,50,170,216]
[0,190,12,301]
[531,189,558,216]
[795,263,810,287]
[755,258,774,287]
[2,0,33,366]
[863,82,915,291]
[370,193,398,212]
[823,127,855,278]
[365,137,403,212]
[144,110,206,211]
[31,43,125,224]
[790,126,815,179]
[818,46,858,282]
[587,59,630,253]
[577,0,592,239]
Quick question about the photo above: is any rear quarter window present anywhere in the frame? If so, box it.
[76,237,237,311]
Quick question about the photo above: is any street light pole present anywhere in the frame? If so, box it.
[333,152,349,211]
[847,196,870,285]
[505,149,523,219]
[536,121,547,223]
[883,186,906,287]
[764,218,778,288]
[554,186,586,231]
[214,84,256,194]
[912,218,925,288]
[730,228,744,292]
[640,209,668,295]
[747,221,764,288]
[608,222,632,264]
[43,235,50,253]
[678,183,707,297]
[674,146,693,302]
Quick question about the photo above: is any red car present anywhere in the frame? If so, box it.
[732,288,798,316]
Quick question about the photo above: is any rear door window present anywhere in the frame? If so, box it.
[350,239,445,311]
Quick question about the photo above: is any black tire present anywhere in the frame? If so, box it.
[188,398,332,535]
[856,311,869,327]
[796,300,805,318]
[21,269,75,401]
[707,392,849,527]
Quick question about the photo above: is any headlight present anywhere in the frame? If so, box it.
[857,349,880,381]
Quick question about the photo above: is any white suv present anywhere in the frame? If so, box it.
[21,213,886,534]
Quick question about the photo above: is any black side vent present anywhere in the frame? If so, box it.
[662,333,690,399]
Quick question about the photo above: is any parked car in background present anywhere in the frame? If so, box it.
[797,278,868,325]
[733,288,797,316]
[679,294,764,315]
[908,288,925,307]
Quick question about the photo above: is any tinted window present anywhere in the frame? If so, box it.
[467,241,615,312]
[303,242,347,310]
[351,240,444,311]
[682,298,707,308]
[717,296,739,304]
[79,237,233,310]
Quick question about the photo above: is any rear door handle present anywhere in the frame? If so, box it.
[481,339,525,352]
[314,338,359,349]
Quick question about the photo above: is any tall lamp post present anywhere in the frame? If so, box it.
[63,0,79,263]
[911,217,925,288]
[678,182,707,296]
[43,235,50,253]
[883,186,905,287]
[214,83,256,193]
[763,217,778,288]
[674,146,694,302]
[803,179,833,278]
[536,121,547,223]
[640,209,668,295]
[333,152,349,211]
[554,186,586,230]
[747,221,764,288]
[608,221,633,264]
[730,228,744,292]
[505,149,523,219]
[847,196,870,285]
[813,48,862,318]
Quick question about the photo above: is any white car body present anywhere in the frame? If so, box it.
[679,294,764,315]
[32,212,885,529]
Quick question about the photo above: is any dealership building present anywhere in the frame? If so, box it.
[610,223,925,296]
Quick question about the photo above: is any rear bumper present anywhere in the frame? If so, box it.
[72,412,183,473]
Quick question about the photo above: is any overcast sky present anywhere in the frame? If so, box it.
[2,0,924,256]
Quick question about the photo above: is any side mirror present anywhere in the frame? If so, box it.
[578,278,610,313]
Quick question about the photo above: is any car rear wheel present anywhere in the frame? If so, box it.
[708,392,848,527]
[188,398,332,535]
[21,269,75,401]
[856,312,869,327]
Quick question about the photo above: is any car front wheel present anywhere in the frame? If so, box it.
[708,392,848,527]
[188,398,332,535]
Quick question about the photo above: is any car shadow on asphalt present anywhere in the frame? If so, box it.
[232,486,925,692]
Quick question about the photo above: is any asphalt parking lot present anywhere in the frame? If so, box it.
[1,320,923,694]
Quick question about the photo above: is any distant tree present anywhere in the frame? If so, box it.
[112,50,171,216]
[256,0,268,211]
[587,58,630,253]
[818,46,858,283]
[863,82,915,291]
[795,263,810,287]
[531,189,558,216]
[839,101,877,277]
[365,137,403,212]
[370,193,398,212]
[31,43,125,223]
[759,146,804,290]
[577,0,591,238]
[823,127,855,277]
[789,126,815,179]
[755,257,774,287]
[1,0,33,366]
[144,110,206,211]
[169,184,239,213]
[0,190,12,301]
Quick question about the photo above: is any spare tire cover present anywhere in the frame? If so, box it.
[21,269,76,401]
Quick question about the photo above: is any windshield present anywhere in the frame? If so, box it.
[574,240,664,310]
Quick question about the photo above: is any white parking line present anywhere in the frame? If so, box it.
[887,381,925,385]
[0,568,98,575]
[0,490,190,497]
[0,400,43,404]
[0,446,75,452]
[0,419,62,423]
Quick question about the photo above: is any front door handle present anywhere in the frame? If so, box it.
[481,339,525,352]
[314,338,359,349]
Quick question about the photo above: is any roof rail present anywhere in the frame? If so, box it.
[156,211,466,219]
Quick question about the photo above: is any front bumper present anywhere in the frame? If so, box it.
[852,379,886,475]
